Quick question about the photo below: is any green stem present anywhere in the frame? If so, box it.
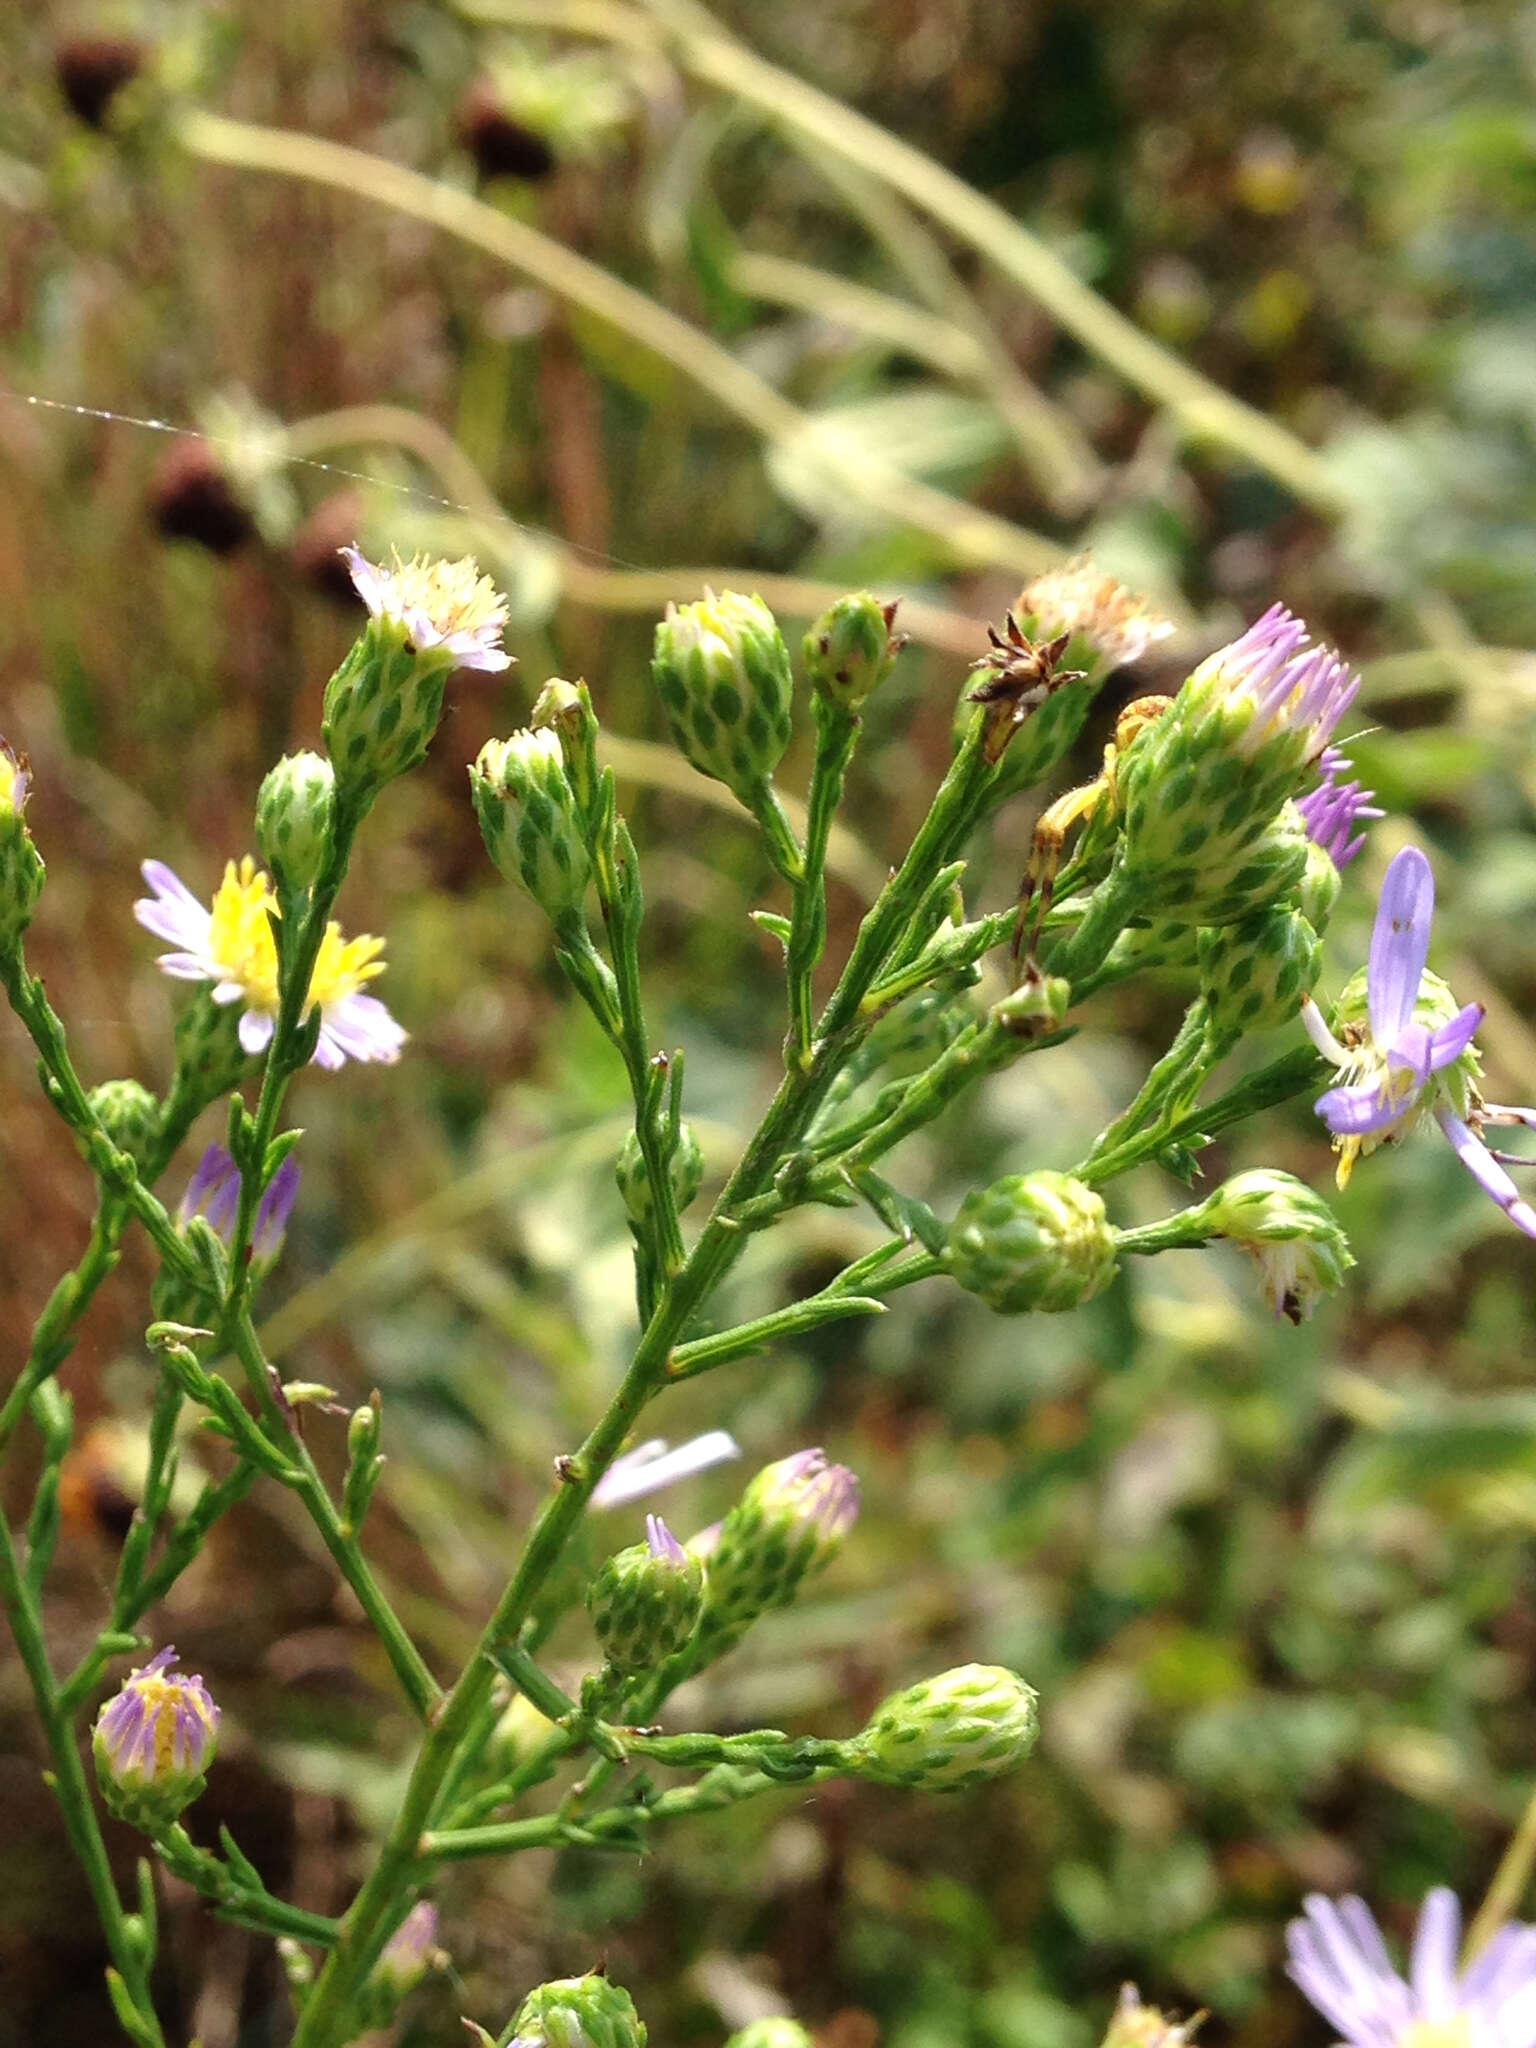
[0,1515,165,2046]
[0,1202,123,1456]
[1039,859,1143,992]
[1466,1779,1536,1961]
[225,1312,440,1720]
[1077,1001,1211,1175]
[783,710,854,1068]
[666,1293,885,1381]
[1076,1043,1326,1188]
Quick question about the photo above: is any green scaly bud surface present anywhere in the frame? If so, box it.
[652,592,794,806]
[850,1663,1040,1791]
[802,592,902,711]
[947,1172,1117,1314]
[588,1521,705,1675]
[86,1078,162,1173]
[1193,1167,1353,1323]
[693,1450,860,1664]
[256,751,336,894]
[1198,901,1321,1042]
[472,728,592,925]
[615,1122,705,1228]
[506,1973,648,2048]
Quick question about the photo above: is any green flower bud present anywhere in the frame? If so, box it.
[588,1514,706,1674]
[947,1172,1117,1314]
[614,1123,705,1228]
[86,1079,162,1173]
[724,2022,814,2048]
[0,735,45,956]
[1296,839,1342,934]
[694,1449,860,1663]
[256,751,336,894]
[802,593,904,711]
[849,1663,1039,1791]
[169,989,261,1119]
[92,1646,220,1833]
[1114,607,1358,919]
[1174,799,1310,927]
[472,728,591,924]
[325,547,510,800]
[652,591,793,805]
[1100,1986,1202,2047]
[1193,1168,1353,1323]
[988,973,1070,1039]
[507,1973,647,2048]
[1198,902,1321,1042]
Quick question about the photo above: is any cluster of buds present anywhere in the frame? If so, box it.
[849,1663,1040,1791]
[692,1449,860,1663]
[588,1515,706,1676]
[947,1171,1118,1315]
[92,1646,219,1833]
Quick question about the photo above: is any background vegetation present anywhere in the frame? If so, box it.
[4,2,1536,2043]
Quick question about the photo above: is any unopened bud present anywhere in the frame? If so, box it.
[92,1646,219,1833]
[256,752,336,895]
[850,1663,1039,1791]
[802,593,904,711]
[1198,901,1320,1043]
[1194,1168,1353,1324]
[472,728,591,924]
[1296,838,1342,934]
[375,1901,440,1997]
[171,990,261,1116]
[506,1972,648,2048]
[724,2022,814,2048]
[652,592,793,805]
[615,1123,705,1228]
[694,1449,860,1662]
[947,1171,1116,1314]
[588,1515,706,1674]
[0,736,44,955]
[86,1079,162,1173]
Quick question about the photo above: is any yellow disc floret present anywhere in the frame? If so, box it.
[391,550,509,645]
[205,856,384,1019]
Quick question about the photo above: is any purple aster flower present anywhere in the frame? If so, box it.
[1302,846,1536,1237]
[341,545,511,673]
[178,1142,301,1269]
[590,1430,741,1509]
[92,1645,220,1830]
[1209,603,1360,762]
[1287,1888,1536,2048]
[1297,744,1384,870]
[134,856,405,1069]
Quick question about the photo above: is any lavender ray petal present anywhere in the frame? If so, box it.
[1368,847,1435,1048]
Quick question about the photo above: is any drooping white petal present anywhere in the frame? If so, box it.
[590,1430,742,1509]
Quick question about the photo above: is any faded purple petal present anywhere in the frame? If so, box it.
[590,1430,741,1509]
[1410,1888,1462,2019]
[1315,1078,1404,1138]
[1425,1002,1484,1073]
[252,1156,301,1264]
[1436,1109,1536,1241]
[1368,847,1435,1048]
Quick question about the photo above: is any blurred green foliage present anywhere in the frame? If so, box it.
[4,2,1536,2045]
